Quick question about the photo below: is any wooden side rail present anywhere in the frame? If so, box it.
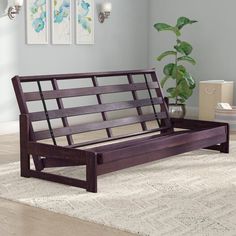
[171,118,230,153]
[96,133,227,176]
[94,126,227,164]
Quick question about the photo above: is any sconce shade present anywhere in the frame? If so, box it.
[101,2,112,13]
[14,0,24,6]
[99,1,112,23]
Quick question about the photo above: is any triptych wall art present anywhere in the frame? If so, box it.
[26,0,94,45]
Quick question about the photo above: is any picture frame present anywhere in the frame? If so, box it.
[52,0,72,45]
[26,0,49,44]
[76,0,94,45]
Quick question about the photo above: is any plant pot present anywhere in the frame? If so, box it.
[168,103,186,119]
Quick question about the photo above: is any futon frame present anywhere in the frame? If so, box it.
[12,69,229,193]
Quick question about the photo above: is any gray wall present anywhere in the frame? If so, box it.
[18,0,149,74]
[0,0,19,122]
[149,0,236,107]
[1,0,149,123]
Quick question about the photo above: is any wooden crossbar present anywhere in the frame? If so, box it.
[29,98,163,122]
[19,69,155,82]
[34,112,168,140]
[24,82,160,101]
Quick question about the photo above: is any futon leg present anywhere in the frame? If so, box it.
[86,153,98,193]
[220,124,230,154]
[20,114,31,178]
[20,153,31,178]
[220,142,229,153]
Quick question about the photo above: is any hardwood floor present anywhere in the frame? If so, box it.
[0,198,135,236]
[0,131,235,236]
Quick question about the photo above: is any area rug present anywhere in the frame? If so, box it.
[1,144,236,236]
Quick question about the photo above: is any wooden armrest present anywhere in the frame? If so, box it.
[170,118,229,130]
[27,142,95,164]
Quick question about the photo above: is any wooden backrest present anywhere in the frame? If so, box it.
[12,69,172,147]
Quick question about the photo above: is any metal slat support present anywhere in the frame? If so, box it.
[37,81,57,146]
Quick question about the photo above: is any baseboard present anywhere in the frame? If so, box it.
[0,106,199,135]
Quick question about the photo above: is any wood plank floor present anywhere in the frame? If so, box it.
[0,132,235,236]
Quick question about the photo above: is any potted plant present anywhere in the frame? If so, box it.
[154,17,197,118]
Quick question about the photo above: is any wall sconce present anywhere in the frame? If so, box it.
[8,0,24,20]
[99,2,112,23]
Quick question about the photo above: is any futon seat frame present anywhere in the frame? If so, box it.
[12,69,229,193]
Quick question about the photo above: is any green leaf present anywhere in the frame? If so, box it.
[163,63,175,76]
[174,41,193,55]
[177,79,194,101]
[183,72,196,89]
[178,56,196,65]
[156,51,177,61]
[176,17,198,30]
[170,65,186,81]
[160,76,170,88]
[177,65,186,73]
[154,23,181,36]
[154,23,172,31]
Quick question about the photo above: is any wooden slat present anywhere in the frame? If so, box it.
[92,76,112,137]
[19,69,156,82]
[88,130,190,154]
[127,74,147,131]
[67,126,172,149]
[51,79,73,145]
[34,112,167,140]
[24,82,160,101]
[29,98,163,121]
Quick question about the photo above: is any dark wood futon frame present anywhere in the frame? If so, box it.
[12,69,229,193]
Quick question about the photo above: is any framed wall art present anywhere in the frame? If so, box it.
[76,0,94,45]
[52,0,72,44]
[26,0,49,44]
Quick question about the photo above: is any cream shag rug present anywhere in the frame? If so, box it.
[1,144,236,236]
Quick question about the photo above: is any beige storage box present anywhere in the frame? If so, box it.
[199,80,234,121]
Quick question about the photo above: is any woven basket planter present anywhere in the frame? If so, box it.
[215,107,236,132]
